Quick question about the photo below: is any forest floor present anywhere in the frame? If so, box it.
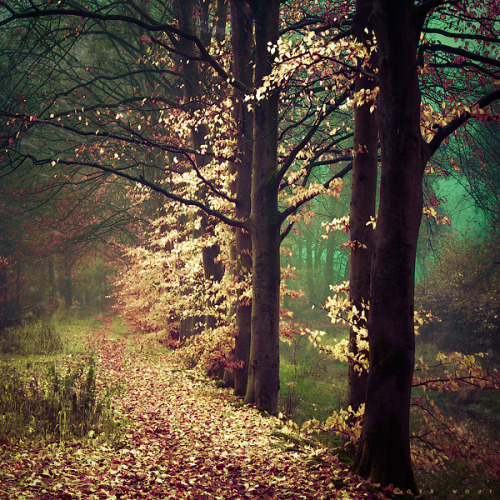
[0,316,388,500]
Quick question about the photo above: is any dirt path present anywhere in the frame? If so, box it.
[0,317,384,499]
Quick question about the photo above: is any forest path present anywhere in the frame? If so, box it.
[1,316,382,499]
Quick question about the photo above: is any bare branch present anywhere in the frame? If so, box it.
[57,160,246,230]
[0,2,252,94]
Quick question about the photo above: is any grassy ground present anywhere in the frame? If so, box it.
[1,318,386,500]
[2,311,498,498]
[0,311,121,445]
[278,325,349,425]
[279,323,499,430]
[0,312,104,361]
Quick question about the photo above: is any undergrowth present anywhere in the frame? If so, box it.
[0,357,120,444]
[277,324,500,499]
[0,313,122,445]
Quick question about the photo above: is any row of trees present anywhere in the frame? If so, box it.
[1,0,498,492]
[0,167,136,325]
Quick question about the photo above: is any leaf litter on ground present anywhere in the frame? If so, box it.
[0,316,391,499]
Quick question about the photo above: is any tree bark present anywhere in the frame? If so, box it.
[305,233,313,297]
[244,0,281,415]
[215,0,228,43]
[352,0,423,492]
[347,0,378,413]
[63,258,73,309]
[229,0,253,396]
[324,224,334,299]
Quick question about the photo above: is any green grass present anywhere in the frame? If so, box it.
[278,325,349,424]
[280,325,498,432]
[108,316,135,338]
[0,318,62,357]
[0,312,105,362]
[0,311,122,445]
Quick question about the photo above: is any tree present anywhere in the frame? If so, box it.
[352,0,499,491]
[416,231,500,353]
[347,0,377,414]
[241,0,281,412]
[227,0,254,395]
[0,157,141,317]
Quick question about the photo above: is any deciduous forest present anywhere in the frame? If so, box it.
[0,0,498,498]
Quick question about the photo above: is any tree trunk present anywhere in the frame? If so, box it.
[229,0,253,396]
[175,0,223,335]
[14,260,22,315]
[305,234,313,298]
[244,0,281,415]
[324,227,334,300]
[347,0,378,413]
[63,259,73,309]
[353,0,423,492]
[215,0,228,43]
[48,257,56,308]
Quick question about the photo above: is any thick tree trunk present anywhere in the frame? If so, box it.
[229,0,253,396]
[230,225,252,395]
[353,0,423,492]
[348,0,378,413]
[244,0,281,415]
[246,216,281,414]
[202,237,224,328]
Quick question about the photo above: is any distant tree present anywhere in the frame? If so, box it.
[0,159,141,316]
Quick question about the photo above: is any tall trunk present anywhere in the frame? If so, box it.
[175,0,223,335]
[48,257,56,307]
[202,237,225,327]
[305,234,313,297]
[1,260,21,326]
[353,0,423,492]
[314,241,323,272]
[324,227,334,300]
[0,262,8,328]
[229,0,253,396]
[14,260,22,314]
[63,258,73,309]
[347,0,378,413]
[244,0,281,415]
